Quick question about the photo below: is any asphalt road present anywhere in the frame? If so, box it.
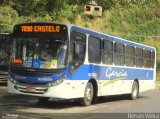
[0,85,160,119]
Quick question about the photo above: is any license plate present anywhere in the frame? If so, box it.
[26,87,36,93]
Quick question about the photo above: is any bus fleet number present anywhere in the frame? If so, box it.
[21,26,33,32]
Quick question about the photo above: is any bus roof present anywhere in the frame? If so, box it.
[69,24,156,51]
[0,33,10,35]
[12,22,156,51]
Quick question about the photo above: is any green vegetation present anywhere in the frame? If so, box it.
[0,6,18,32]
[0,0,160,69]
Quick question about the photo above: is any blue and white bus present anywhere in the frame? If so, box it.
[0,33,12,83]
[8,22,156,106]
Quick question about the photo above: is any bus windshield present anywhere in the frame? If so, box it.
[12,37,68,69]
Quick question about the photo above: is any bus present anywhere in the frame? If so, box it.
[0,33,12,83]
[8,22,156,106]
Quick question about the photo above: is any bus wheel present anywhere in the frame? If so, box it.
[80,82,94,106]
[130,81,139,100]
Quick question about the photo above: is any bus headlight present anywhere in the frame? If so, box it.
[9,78,17,84]
[47,76,66,87]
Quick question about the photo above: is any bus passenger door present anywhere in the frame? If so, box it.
[70,31,86,73]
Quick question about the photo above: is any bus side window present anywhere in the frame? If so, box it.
[114,42,125,66]
[102,39,113,64]
[126,45,135,67]
[151,51,155,68]
[136,48,143,67]
[70,31,86,71]
[88,36,101,64]
[72,42,85,62]
[144,50,151,68]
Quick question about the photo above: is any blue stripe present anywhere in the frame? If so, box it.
[10,64,154,83]
[68,64,154,81]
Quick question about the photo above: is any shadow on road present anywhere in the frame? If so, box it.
[0,83,7,86]
[97,94,147,104]
[26,94,147,109]
[0,92,148,112]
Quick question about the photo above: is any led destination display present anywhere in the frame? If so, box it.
[21,25,61,33]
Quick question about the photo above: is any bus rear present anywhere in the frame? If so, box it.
[0,33,11,83]
[8,23,76,98]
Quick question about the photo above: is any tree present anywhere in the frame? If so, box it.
[13,0,47,16]
[0,6,19,33]
[0,0,15,7]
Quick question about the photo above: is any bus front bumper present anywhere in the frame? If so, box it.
[7,79,87,99]
[0,79,8,83]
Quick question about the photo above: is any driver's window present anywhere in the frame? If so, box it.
[70,31,86,71]
[72,42,85,62]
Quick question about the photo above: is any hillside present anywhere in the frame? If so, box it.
[0,0,160,66]
[73,1,160,67]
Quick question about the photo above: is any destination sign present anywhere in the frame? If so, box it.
[21,25,61,33]
[13,23,68,38]
[13,23,68,35]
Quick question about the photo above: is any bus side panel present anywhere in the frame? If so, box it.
[98,66,154,96]
[137,70,155,92]
[69,64,154,97]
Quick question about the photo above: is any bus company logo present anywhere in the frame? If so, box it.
[15,75,26,80]
[106,67,128,79]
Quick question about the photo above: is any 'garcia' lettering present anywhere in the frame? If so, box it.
[106,67,128,79]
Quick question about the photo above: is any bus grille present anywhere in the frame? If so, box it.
[15,85,48,94]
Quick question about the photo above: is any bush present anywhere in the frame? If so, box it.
[0,6,19,33]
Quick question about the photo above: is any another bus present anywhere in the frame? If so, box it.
[8,22,156,106]
[0,33,12,83]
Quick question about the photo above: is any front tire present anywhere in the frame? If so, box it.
[80,82,94,106]
[130,81,139,100]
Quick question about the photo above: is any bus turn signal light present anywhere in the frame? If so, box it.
[11,59,23,64]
